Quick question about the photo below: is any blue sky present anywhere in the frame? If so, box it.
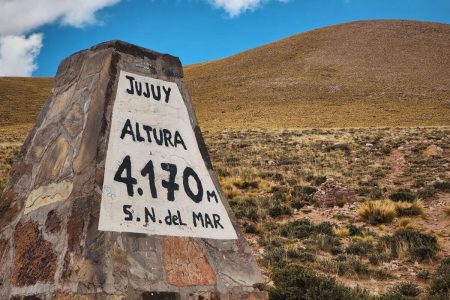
[0,0,449,77]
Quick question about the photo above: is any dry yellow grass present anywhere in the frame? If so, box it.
[357,200,397,225]
[0,77,52,128]
[333,226,350,238]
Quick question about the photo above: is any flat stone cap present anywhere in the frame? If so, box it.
[91,40,183,78]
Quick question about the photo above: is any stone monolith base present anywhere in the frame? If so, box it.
[0,41,266,300]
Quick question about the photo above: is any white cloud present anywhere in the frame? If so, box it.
[0,34,43,76]
[208,0,289,17]
[0,0,120,76]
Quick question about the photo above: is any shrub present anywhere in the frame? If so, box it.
[346,240,373,256]
[320,255,369,278]
[428,257,450,299]
[387,282,421,298]
[306,233,341,253]
[286,249,316,262]
[261,171,283,181]
[379,228,438,262]
[346,224,365,236]
[280,219,333,239]
[313,175,327,186]
[416,269,430,280]
[291,185,317,199]
[291,200,306,209]
[234,180,259,189]
[269,264,369,300]
[389,188,416,202]
[243,223,259,234]
[417,186,437,199]
[268,205,292,218]
[395,200,424,217]
[264,248,287,269]
[246,207,260,222]
[357,200,396,225]
[433,180,450,192]
[370,269,392,281]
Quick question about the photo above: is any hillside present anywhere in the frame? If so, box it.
[185,19,450,130]
[0,20,449,131]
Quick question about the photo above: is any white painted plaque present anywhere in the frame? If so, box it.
[98,71,237,239]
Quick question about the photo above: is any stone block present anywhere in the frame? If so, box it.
[12,221,57,286]
[163,237,216,287]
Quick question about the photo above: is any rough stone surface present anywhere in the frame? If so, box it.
[164,237,216,287]
[0,239,9,286]
[12,221,57,286]
[0,40,266,299]
[35,134,70,186]
[313,177,356,207]
[423,144,443,158]
[45,209,62,234]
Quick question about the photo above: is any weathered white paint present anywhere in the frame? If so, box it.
[24,180,73,214]
[98,71,237,239]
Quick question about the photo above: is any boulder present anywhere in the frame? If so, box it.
[423,144,443,158]
[313,177,356,207]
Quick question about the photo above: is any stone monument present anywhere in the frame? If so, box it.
[0,41,266,299]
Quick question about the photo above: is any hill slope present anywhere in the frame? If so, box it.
[1,20,449,131]
[184,19,450,130]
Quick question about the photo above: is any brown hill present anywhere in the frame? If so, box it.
[185,19,450,130]
[1,20,449,131]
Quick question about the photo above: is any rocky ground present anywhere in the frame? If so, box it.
[204,127,449,299]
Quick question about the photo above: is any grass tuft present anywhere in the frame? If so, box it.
[357,200,396,225]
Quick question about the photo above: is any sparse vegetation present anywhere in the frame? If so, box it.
[378,228,438,262]
[269,264,369,300]
[389,189,416,202]
[395,200,424,217]
[386,282,421,298]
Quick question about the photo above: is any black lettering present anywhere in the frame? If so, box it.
[163,129,174,147]
[153,128,163,145]
[123,205,133,221]
[161,163,179,201]
[141,160,157,198]
[143,125,152,142]
[174,131,187,150]
[177,210,187,226]
[213,214,224,229]
[143,83,151,98]
[125,75,135,94]
[114,156,137,197]
[204,214,214,228]
[151,84,161,101]
[165,210,173,225]
[120,119,135,141]
[207,190,219,203]
[183,167,203,203]
[144,207,156,223]
[135,122,145,142]
[163,86,171,103]
[135,81,142,96]
[192,212,204,227]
